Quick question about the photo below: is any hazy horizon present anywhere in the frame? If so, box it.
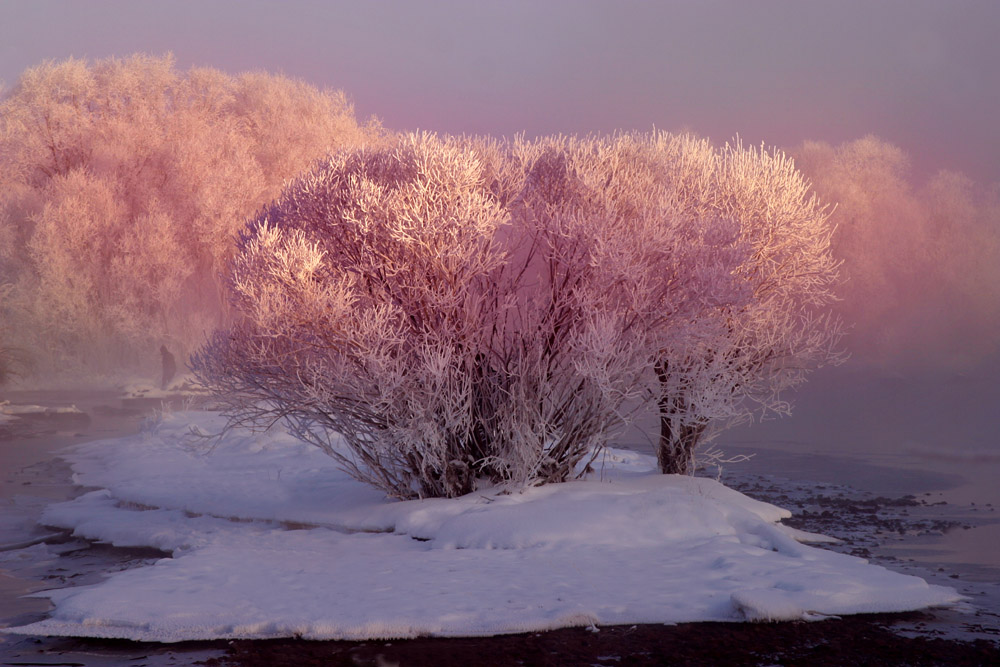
[2,0,998,182]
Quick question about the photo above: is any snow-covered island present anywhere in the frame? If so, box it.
[3,411,961,643]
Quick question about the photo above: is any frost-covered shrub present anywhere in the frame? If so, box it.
[196,131,842,496]
[193,134,640,498]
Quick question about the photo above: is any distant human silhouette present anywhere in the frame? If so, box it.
[160,345,176,390]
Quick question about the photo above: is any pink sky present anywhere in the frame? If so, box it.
[1,0,997,181]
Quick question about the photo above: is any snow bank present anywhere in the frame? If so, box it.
[3,412,961,642]
[0,401,85,416]
[120,373,211,398]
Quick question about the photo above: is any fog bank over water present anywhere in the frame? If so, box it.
[792,137,1000,372]
[721,360,1000,458]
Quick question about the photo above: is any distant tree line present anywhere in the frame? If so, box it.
[791,136,1000,369]
[0,54,380,375]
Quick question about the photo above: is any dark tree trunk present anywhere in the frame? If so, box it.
[654,358,707,475]
[657,414,706,475]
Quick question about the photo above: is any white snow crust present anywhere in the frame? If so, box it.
[0,401,85,416]
[120,374,211,399]
[3,412,961,642]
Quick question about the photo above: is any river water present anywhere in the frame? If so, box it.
[0,389,228,664]
[616,363,1000,592]
[716,364,1000,573]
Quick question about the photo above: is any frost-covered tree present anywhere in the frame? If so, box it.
[195,134,509,498]
[0,54,378,375]
[509,133,841,476]
[194,134,645,498]
[652,140,842,475]
[196,131,843,494]
[510,134,743,475]
[793,136,1000,369]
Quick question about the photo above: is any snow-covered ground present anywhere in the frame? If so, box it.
[0,411,962,643]
[119,373,211,400]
